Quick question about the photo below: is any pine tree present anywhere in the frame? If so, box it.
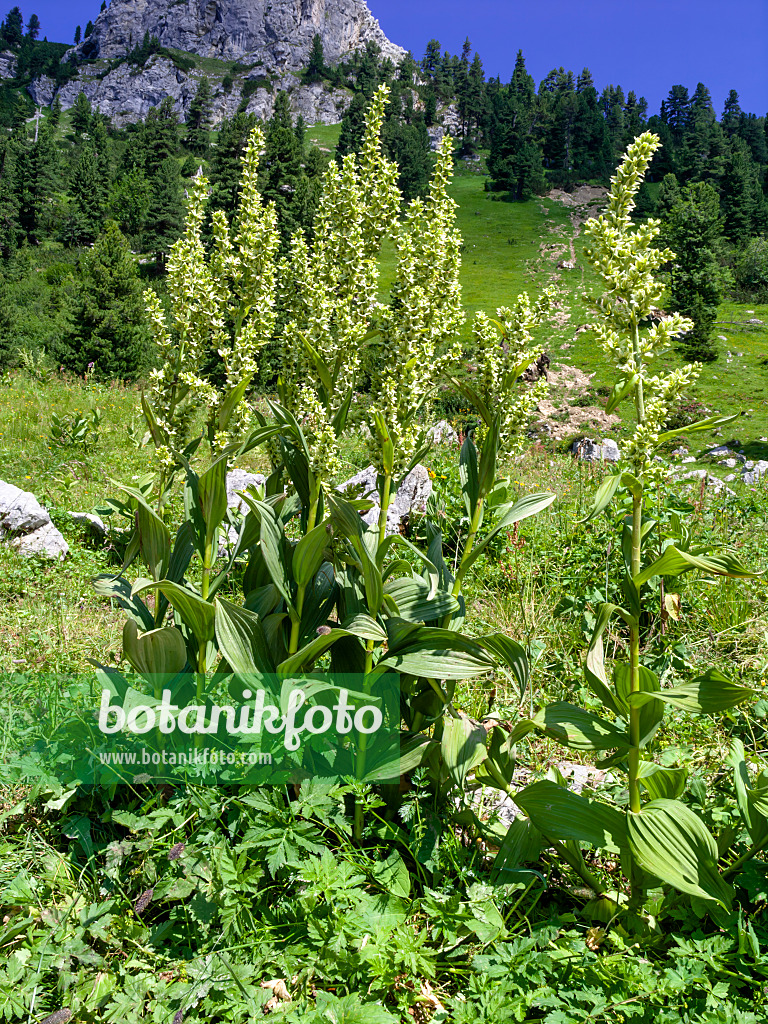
[56,220,150,378]
[143,155,184,261]
[259,90,303,242]
[307,33,324,82]
[336,91,368,159]
[0,135,21,257]
[108,166,151,238]
[50,94,62,126]
[138,97,180,176]
[71,91,92,134]
[185,77,213,156]
[209,111,258,215]
[721,89,742,136]
[84,20,94,37]
[721,136,765,242]
[17,120,59,241]
[421,39,441,80]
[64,145,104,244]
[0,269,18,369]
[74,24,81,45]
[665,181,728,363]
[0,6,23,48]
[25,13,40,41]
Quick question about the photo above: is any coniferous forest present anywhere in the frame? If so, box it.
[0,11,767,375]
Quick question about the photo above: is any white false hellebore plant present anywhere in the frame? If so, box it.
[488,133,762,914]
[142,127,279,502]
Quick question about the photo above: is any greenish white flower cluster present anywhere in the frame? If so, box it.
[278,86,400,481]
[583,131,696,473]
[471,289,554,456]
[143,126,279,465]
[368,136,465,474]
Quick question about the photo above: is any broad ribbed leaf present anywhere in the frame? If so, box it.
[214,598,274,674]
[462,492,557,573]
[614,663,664,746]
[442,714,488,790]
[515,780,627,852]
[635,545,757,585]
[657,413,739,445]
[293,521,333,588]
[477,634,529,698]
[477,415,500,499]
[627,800,733,907]
[532,701,628,751]
[380,633,494,680]
[637,761,687,800]
[134,580,215,644]
[277,628,353,674]
[629,668,756,714]
[605,374,638,414]
[198,456,228,544]
[254,500,296,616]
[341,614,387,642]
[93,574,154,631]
[384,576,460,623]
[582,471,623,522]
[122,620,187,679]
[491,818,543,880]
[459,435,479,518]
[585,603,627,717]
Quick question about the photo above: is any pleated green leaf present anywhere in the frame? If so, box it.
[515,780,627,852]
[627,800,733,907]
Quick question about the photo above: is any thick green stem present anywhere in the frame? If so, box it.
[628,492,642,817]
[451,499,484,599]
[201,538,213,602]
[627,316,646,906]
[288,497,319,656]
[353,639,375,841]
[378,473,392,549]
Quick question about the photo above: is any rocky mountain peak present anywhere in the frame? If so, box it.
[77,0,404,71]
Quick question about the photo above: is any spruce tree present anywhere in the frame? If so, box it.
[25,13,40,41]
[665,181,728,363]
[74,24,81,45]
[138,97,181,177]
[721,136,764,242]
[50,94,62,126]
[721,89,742,136]
[64,145,104,244]
[209,111,258,215]
[185,77,213,156]
[108,166,151,239]
[336,91,368,159]
[84,20,94,37]
[143,155,184,261]
[57,220,150,378]
[0,136,21,258]
[0,6,23,48]
[259,90,303,243]
[71,91,92,134]
[0,269,18,369]
[17,120,59,241]
[307,33,324,82]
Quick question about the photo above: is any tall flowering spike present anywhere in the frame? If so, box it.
[472,288,555,457]
[277,84,400,483]
[583,132,695,475]
[143,127,280,464]
[369,136,466,475]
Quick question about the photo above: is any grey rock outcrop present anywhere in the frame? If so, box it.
[0,480,69,560]
[30,59,352,127]
[428,420,459,445]
[571,438,621,463]
[672,469,736,497]
[226,469,266,514]
[338,464,432,535]
[0,49,17,79]
[742,460,768,486]
[74,0,405,68]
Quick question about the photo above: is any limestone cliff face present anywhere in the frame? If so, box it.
[28,56,353,127]
[27,0,403,126]
[77,0,403,70]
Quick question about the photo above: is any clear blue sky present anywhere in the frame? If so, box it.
[25,0,768,116]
